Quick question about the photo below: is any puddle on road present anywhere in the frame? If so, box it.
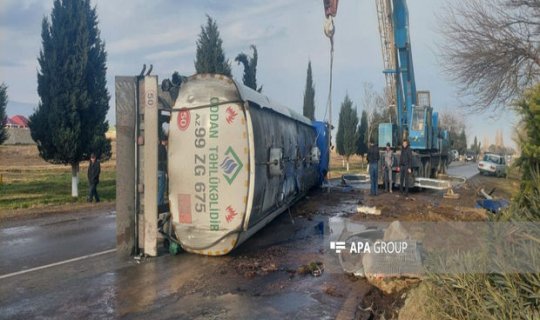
[0,225,39,235]
[132,291,335,320]
[0,225,40,248]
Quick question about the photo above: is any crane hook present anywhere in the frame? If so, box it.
[324,16,335,40]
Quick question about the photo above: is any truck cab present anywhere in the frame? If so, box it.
[409,91,434,151]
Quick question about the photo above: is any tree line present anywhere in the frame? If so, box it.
[332,83,395,171]
[11,3,321,198]
[332,84,485,170]
[21,6,271,198]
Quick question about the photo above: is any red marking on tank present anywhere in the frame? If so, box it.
[225,205,238,223]
[178,194,192,223]
[226,106,238,124]
[177,108,190,131]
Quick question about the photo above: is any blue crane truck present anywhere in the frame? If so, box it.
[324,0,450,187]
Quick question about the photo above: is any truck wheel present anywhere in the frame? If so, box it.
[424,162,432,179]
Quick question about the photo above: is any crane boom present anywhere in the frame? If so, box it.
[376,0,397,108]
[391,0,417,139]
[321,0,450,179]
[322,0,416,139]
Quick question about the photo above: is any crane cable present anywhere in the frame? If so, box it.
[311,16,335,147]
[323,16,335,177]
[323,16,335,126]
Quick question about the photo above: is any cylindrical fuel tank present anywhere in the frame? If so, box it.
[168,74,328,255]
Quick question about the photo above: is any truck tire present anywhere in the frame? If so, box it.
[424,162,432,179]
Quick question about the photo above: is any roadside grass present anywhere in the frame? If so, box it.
[0,144,116,215]
[413,170,540,319]
[0,166,115,211]
[507,163,521,180]
[328,152,368,177]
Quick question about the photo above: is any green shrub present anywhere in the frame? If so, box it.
[423,173,540,319]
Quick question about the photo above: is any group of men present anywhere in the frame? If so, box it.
[366,139,413,197]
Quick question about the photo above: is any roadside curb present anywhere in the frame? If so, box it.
[0,201,115,224]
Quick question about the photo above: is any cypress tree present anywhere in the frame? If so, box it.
[357,110,368,159]
[235,45,262,91]
[0,83,8,144]
[303,61,316,120]
[195,15,231,76]
[336,108,345,155]
[29,0,110,197]
[471,136,481,155]
[458,129,467,154]
[336,95,359,171]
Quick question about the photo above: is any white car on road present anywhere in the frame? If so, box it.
[478,153,507,177]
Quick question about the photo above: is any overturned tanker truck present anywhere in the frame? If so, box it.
[168,74,329,255]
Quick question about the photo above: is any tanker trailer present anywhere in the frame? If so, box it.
[168,74,329,255]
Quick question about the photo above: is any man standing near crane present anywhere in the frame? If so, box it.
[367,139,380,196]
[399,139,413,196]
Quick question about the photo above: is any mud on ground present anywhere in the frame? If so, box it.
[280,172,517,319]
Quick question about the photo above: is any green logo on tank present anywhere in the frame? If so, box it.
[220,147,243,185]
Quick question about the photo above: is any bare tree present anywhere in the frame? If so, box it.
[439,0,540,111]
[360,82,386,143]
[439,108,467,135]
[439,108,468,152]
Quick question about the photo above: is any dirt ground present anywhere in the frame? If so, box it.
[77,165,525,319]
[284,169,519,319]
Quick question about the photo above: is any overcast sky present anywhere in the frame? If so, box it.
[0,0,517,148]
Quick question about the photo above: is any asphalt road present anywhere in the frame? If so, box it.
[0,210,116,276]
[0,204,361,320]
[447,161,478,179]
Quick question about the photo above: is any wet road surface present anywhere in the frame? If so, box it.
[0,210,116,276]
[447,161,478,179]
[0,202,367,319]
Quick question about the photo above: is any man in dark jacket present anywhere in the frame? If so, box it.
[87,153,101,202]
[367,140,380,196]
[399,139,413,196]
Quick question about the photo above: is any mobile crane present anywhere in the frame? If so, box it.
[323,0,450,187]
